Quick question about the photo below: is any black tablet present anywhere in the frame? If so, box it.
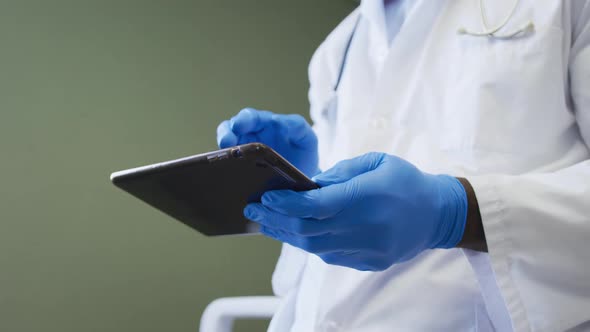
[110,143,318,236]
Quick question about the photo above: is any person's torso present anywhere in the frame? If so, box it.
[270,1,587,331]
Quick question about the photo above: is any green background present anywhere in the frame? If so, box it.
[0,1,355,331]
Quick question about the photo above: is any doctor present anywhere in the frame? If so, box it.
[217,0,590,331]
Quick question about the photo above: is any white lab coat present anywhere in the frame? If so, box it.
[269,1,590,331]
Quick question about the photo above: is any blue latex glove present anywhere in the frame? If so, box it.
[217,108,319,177]
[244,152,468,271]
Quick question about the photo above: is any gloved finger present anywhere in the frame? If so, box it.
[230,108,274,135]
[244,203,330,235]
[254,125,279,148]
[312,152,385,186]
[216,120,238,148]
[237,134,258,145]
[319,253,349,267]
[259,225,290,240]
[260,190,310,217]
[275,114,316,149]
[259,225,341,254]
[260,184,355,220]
[312,229,386,254]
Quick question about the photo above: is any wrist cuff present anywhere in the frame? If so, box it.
[432,175,468,249]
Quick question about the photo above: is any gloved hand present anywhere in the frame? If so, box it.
[244,152,468,271]
[217,108,319,177]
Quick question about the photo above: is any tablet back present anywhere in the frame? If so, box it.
[110,143,317,236]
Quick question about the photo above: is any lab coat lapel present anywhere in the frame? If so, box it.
[355,0,449,162]
[360,0,388,46]
[371,0,448,120]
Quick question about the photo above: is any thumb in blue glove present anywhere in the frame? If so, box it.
[244,152,468,271]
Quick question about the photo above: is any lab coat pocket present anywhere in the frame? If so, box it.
[440,26,567,160]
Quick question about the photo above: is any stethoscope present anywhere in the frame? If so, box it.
[324,0,535,119]
[458,0,535,39]
[320,15,360,123]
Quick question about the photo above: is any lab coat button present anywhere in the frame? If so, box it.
[370,116,388,129]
